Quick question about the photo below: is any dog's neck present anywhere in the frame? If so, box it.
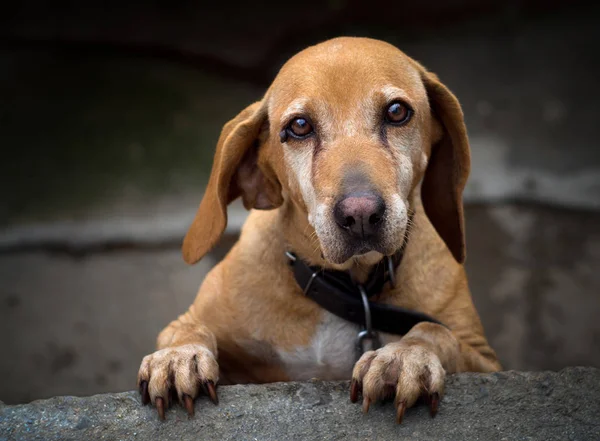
[279,199,386,284]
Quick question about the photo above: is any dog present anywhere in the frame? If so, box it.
[137,36,501,424]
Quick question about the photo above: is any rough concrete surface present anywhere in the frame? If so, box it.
[1,368,599,441]
[465,205,600,372]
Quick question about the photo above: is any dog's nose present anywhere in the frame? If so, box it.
[334,192,386,239]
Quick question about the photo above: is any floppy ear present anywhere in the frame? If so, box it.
[420,71,471,264]
[182,100,283,264]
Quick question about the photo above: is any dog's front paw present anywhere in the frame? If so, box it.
[350,341,445,424]
[137,343,219,420]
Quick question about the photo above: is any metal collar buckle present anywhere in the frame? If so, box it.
[355,284,381,359]
[286,251,318,296]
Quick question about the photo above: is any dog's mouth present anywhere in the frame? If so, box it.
[318,223,408,265]
[349,241,386,258]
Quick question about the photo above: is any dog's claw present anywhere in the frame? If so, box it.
[429,392,439,418]
[139,380,150,405]
[362,396,371,414]
[206,381,219,405]
[350,379,360,403]
[155,397,166,420]
[183,394,194,417]
[396,400,407,425]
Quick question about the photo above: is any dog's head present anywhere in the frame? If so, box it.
[182,37,470,266]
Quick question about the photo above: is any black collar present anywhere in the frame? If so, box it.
[286,242,444,340]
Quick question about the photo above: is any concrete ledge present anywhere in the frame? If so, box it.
[0,199,249,253]
[1,368,599,441]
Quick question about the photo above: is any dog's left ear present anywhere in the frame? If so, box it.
[420,70,471,263]
[182,100,283,265]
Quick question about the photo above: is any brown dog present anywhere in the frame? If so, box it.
[137,37,501,423]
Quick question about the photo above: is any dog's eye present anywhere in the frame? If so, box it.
[287,118,313,138]
[385,102,412,125]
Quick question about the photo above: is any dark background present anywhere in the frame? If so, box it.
[1,0,599,404]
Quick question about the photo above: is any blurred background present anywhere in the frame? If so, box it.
[1,0,599,404]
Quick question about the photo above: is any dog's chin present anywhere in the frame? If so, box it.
[318,228,408,266]
[320,239,394,265]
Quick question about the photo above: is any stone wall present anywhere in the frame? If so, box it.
[1,368,599,440]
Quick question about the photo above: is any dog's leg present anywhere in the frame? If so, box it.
[350,322,497,424]
[137,311,219,420]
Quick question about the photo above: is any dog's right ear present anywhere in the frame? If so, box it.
[182,100,283,264]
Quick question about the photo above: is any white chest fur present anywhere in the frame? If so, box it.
[276,311,361,381]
